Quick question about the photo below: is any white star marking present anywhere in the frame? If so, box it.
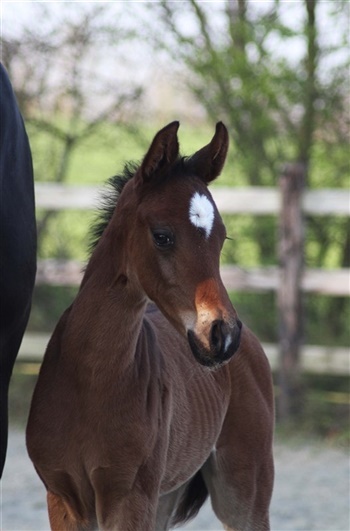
[189,192,215,238]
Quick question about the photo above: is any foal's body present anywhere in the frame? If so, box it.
[27,122,274,530]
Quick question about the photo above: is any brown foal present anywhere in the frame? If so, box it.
[27,122,274,530]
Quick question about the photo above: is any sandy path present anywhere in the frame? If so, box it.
[1,429,349,531]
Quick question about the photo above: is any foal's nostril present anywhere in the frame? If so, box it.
[188,318,241,367]
[210,320,224,353]
[210,318,242,359]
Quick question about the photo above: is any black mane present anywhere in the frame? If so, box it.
[88,161,138,254]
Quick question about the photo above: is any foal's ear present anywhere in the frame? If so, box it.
[135,121,180,187]
[188,122,229,184]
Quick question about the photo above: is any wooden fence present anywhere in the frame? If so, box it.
[19,173,350,416]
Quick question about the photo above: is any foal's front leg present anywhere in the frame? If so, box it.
[202,445,273,531]
[47,491,96,531]
[95,487,158,531]
[93,469,159,531]
[202,330,275,531]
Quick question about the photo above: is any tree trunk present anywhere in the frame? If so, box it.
[298,0,318,166]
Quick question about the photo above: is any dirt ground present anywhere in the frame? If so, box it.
[1,428,349,531]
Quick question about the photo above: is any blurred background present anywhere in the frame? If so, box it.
[1,0,349,445]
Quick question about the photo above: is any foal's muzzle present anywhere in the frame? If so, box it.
[187,319,242,367]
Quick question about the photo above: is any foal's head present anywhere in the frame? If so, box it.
[101,122,242,367]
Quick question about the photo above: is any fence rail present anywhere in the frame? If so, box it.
[35,183,350,216]
[36,259,350,297]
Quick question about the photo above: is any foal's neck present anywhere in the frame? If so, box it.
[73,225,148,374]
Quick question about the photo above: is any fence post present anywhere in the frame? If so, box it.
[277,163,306,420]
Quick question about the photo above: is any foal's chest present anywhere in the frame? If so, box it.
[160,363,230,492]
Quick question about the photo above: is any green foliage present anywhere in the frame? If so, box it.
[306,295,350,347]
[26,118,146,186]
[222,215,277,267]
[37,211,93,261]
[228,291,277,343]
[29,286,78,332]
[274,373,350,446]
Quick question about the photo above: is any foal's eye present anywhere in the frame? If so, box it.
[152,229,174,249]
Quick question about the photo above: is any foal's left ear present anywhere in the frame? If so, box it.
[135,121,180,187]
[188,122,229,184]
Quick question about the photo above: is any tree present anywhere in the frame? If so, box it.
[149,0,349,192]
[2,4,144,252]
[148,4,348,195]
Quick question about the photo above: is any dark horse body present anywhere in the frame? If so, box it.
[0,64,36,477]
[27,122,274,530]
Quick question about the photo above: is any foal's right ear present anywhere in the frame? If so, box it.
[188,122,229,183]
[135,121,180,187]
